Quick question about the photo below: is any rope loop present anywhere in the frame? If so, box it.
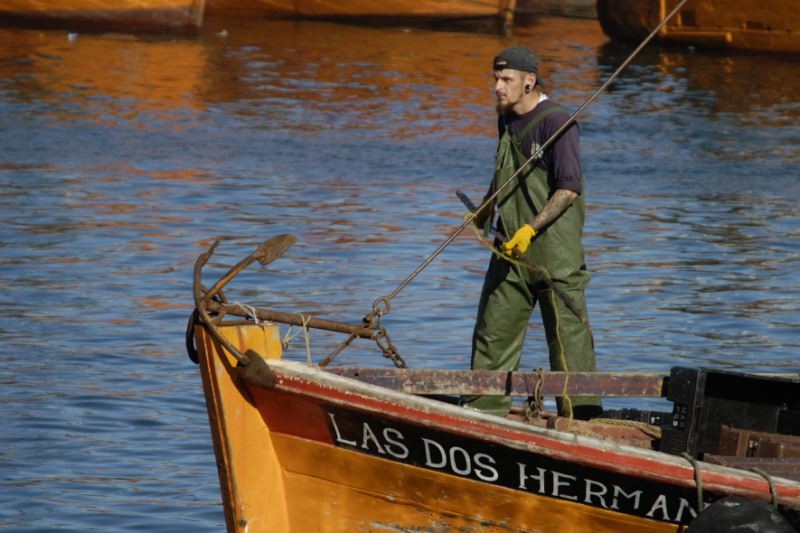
[299,314,313,366]
[231,300,260,324]
[750,467,779,508]
[281,324,296,349]
[280,314,313,363]
[681,452,705,513]
[185,308,200,364]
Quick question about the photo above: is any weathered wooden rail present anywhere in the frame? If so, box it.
[328,368,669,397]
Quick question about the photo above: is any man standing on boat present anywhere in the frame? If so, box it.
[463,46,602,420]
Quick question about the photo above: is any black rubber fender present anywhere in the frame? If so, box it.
[686,496,797,533]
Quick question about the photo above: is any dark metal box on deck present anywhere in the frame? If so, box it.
[659,367,800,457]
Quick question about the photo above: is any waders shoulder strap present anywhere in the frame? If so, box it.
[510,105,566,156]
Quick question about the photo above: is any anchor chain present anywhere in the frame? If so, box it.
[370,305,407,369]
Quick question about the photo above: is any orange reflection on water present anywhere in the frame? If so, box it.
[652,50,800,121]
[0,28,207,119]
[195,17,607,136]
[0,17,607,137]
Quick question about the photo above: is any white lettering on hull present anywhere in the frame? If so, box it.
[325,408,699,525]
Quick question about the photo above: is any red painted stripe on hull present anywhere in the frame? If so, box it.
[250,386,334,445]
[254,371,800,506]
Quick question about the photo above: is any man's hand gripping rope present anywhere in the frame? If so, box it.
[458,190,588,327]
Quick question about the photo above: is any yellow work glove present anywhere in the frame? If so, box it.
[502,224,537,255]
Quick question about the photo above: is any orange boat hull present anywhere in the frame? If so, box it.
[597,0,800,53]
[0,0,205,32]
[194,323,800,532]
[205,0,515,20]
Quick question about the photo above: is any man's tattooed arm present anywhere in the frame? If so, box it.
[530,188,578,231]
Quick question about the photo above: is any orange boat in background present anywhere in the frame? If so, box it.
[0,0,205,33]
[597,0,800,53]
[205,0,517,26]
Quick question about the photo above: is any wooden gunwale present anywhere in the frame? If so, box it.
[250,358,800,508]
[328,367,668,397]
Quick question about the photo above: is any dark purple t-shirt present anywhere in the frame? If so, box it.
[497,99,583,195]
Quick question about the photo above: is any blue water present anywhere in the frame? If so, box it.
[1,16,798,531]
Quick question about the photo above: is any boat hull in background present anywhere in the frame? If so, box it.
[205,0,516,23]
[597,0,800,53]
[0,0,205,33]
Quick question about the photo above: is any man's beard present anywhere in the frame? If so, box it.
[496,100,512,115]
[495,91,521,115]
